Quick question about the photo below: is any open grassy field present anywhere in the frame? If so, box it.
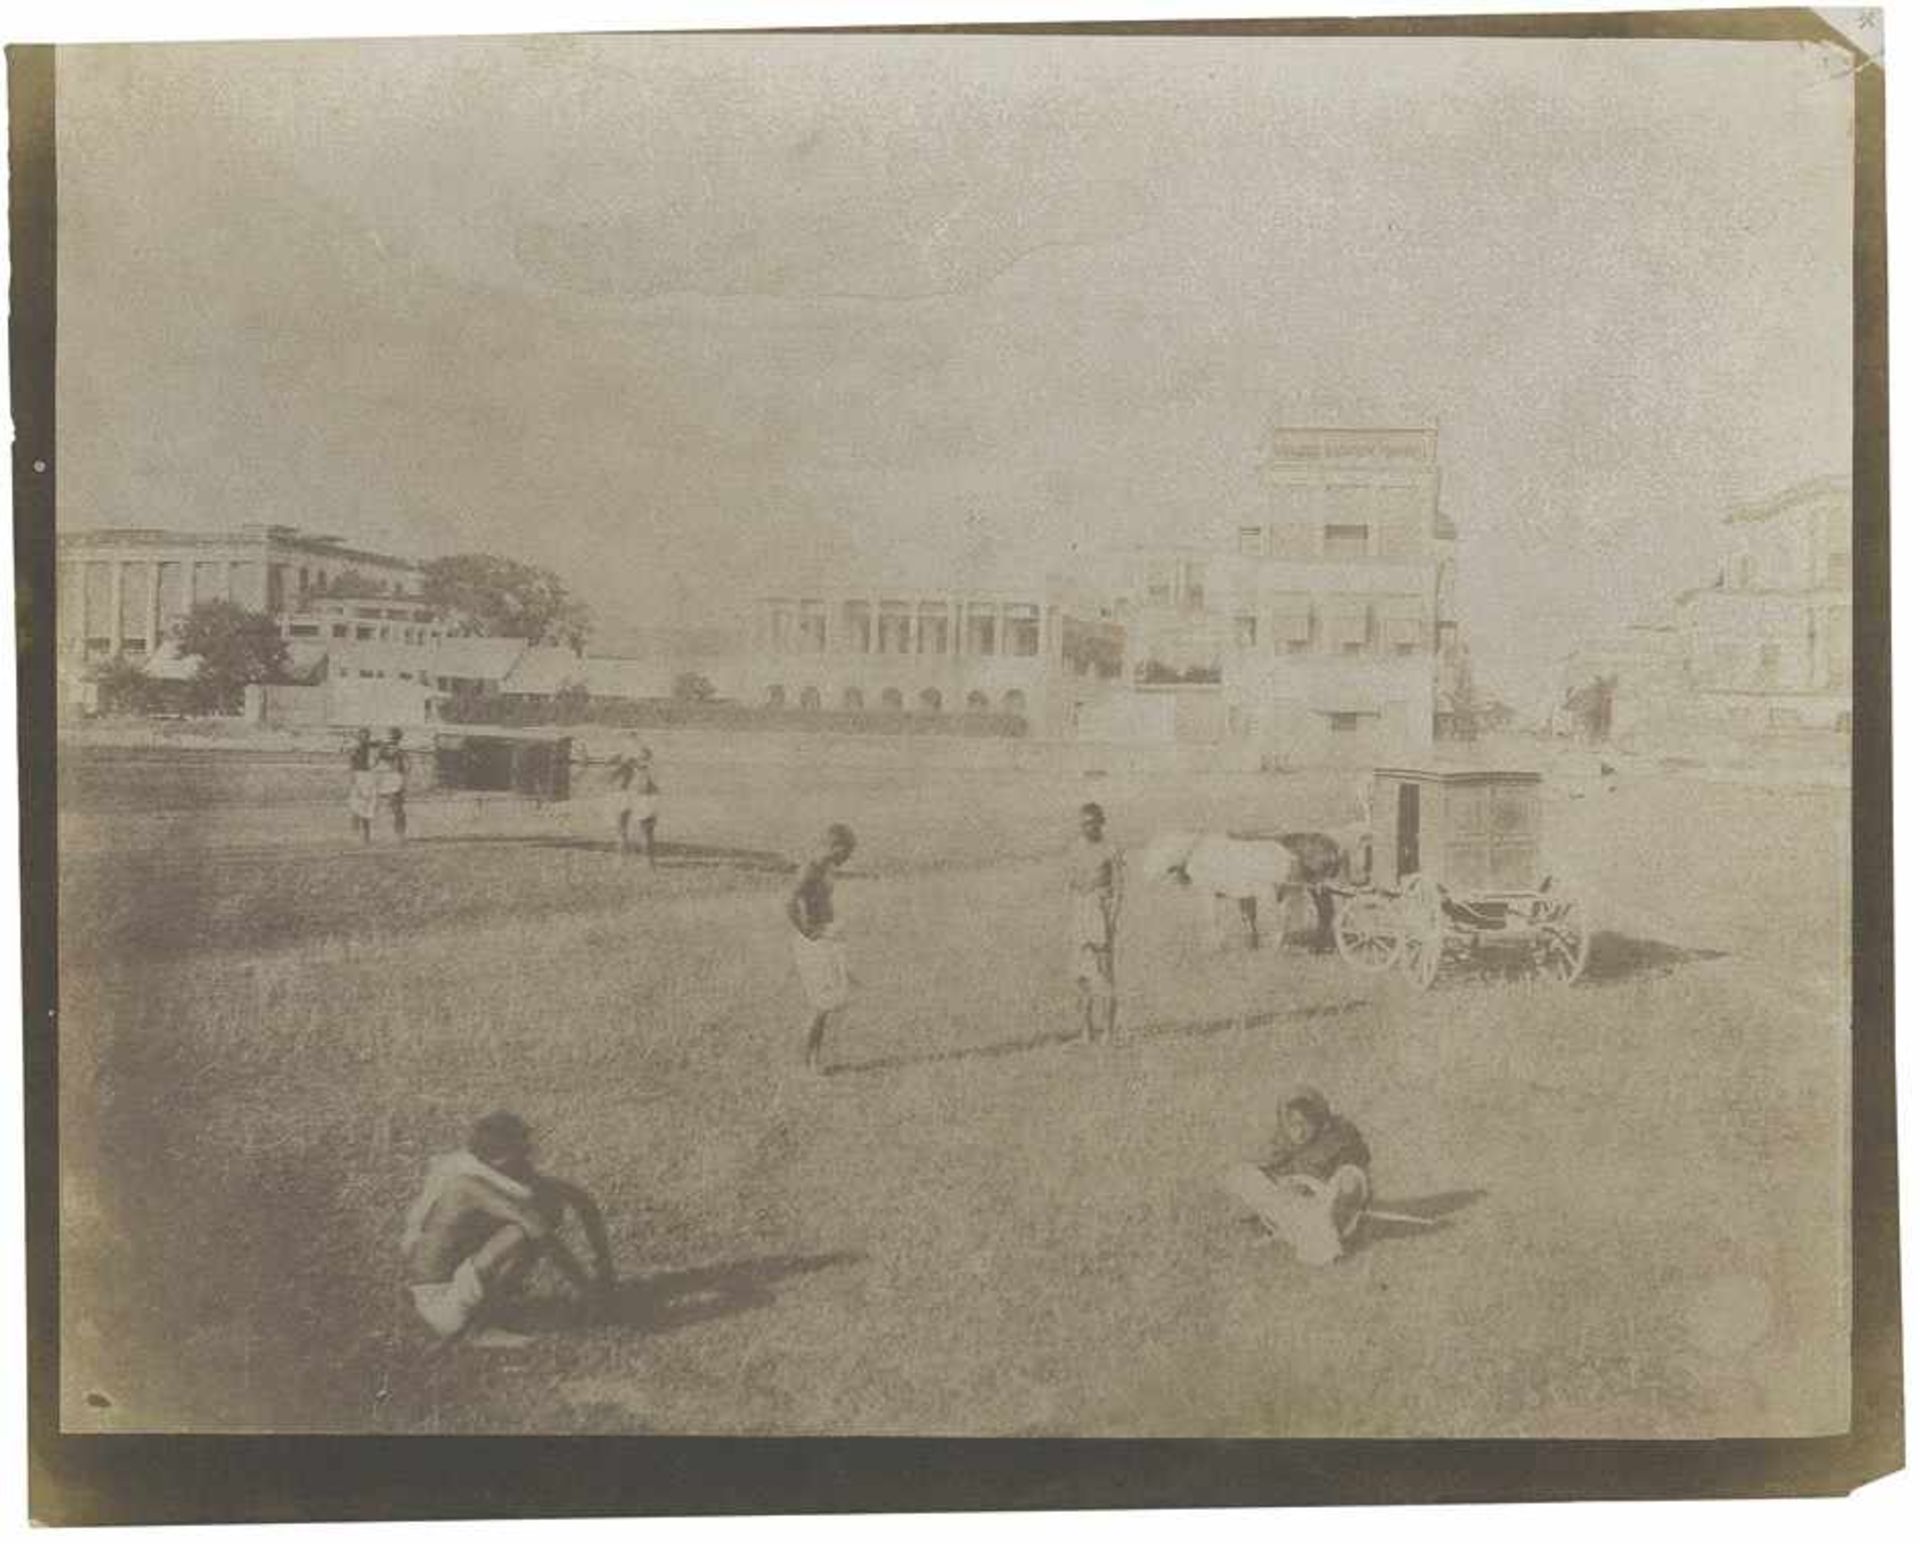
[56,737,1851,1436]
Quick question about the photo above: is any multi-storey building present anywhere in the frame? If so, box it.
[1092,425,1461,761]
[745,572,1126,736]
[56,524,421,664]
[1671,474,1851,730]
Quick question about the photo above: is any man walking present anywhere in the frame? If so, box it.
[788,823,857,1074]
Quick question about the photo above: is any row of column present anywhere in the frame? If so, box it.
[767,597,1059,660]
[61,558,263,655]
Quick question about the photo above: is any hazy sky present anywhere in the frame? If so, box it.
[56,33,1854,703]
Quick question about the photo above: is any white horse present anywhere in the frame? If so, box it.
[1139,828,1355,950]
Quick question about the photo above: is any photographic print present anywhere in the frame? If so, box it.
[15,6,1896,1519]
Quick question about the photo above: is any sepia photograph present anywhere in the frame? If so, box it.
[13,3,1896,1517]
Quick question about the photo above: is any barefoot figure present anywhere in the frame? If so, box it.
[788,823,856,1074]
[401,1111,612,1346]
[1221,1085,1372,1266]
[1068,802,1124,1042]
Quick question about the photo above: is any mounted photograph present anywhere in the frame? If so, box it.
[16,11,1891,1509]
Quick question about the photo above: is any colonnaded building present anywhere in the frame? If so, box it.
[705,425,1466,761]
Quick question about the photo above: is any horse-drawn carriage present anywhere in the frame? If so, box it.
[1331,767,1589,988]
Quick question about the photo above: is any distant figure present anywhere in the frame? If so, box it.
[1068,802,1124,1043]
[401,1111,613,1347]
[1220,1085,1372,1266]
[788,824,857,1074]
[346,728,378,844]
[374,728,410,841]
[608,740,660,866]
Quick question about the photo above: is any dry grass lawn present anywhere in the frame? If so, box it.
[56,740,1851,1436]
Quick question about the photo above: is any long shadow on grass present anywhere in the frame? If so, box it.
[416,834,794,873]
[1580,932,1728,984]
[830,999,1370,1078]
[1446,932,1727,989]
[1350,1187,1488,1252]
[510,1251,865,1338]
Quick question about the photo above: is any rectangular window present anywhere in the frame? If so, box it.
[765,603,793,654]
[797,602,827,653]
[1323,523,1371,559]
[1328,713,1361,734]
[1234,614,1258,649]
[1237,527,1267,557]
[917,603,949,655]
[1382,601,1425,655]
[877,602,913,654]
[1273,597,1313,654]
[1326,602,1370,653]
[1004,603,1041,657]
[355,626,375,641]
[840,601,872,653]
[966,603,998,656]
[287,623,321,638]
[332,624,349,639]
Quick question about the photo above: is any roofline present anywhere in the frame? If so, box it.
[1723,473,1852,525]
[57,525,419,570]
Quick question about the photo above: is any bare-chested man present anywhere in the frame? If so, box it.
[787,823,856,1074]
[401,1111,612,1347]
[1068,802,1124,1043]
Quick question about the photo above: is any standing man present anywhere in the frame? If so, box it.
[788,823,857,1074]
[346,728,378,844]
[609,742,661,868]
[375,727,410,842]
[1068,802,1124,1043]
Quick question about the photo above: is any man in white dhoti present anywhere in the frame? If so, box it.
[788,824,857,1073]
[1068,803,1125,1043]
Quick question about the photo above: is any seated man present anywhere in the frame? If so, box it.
[1221,1085,1372,1266]
[401,1111,613,1346]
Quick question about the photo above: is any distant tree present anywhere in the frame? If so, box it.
[1567,674,1618,744]
[421,552,591,650]
[172,599,289,714]
[671,671,717,703]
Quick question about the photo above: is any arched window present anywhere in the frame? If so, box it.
[765,684,787,708]
[880,687,904,711]
[919,687,943,713]
[842,686,865,711]
[799,685,822,711]
[1002,688,1027,716]
[966,689,990,712]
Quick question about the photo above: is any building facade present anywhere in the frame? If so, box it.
[745,575,1126,735]
[1094,426,1461,761]
[56,524,422,664]
[1672,474,1852,730]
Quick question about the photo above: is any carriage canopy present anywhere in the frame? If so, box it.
[1368,767,1544,893]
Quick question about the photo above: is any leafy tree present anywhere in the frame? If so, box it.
[89,655,160,716]
[421,552,591,650]
[172,599,289,713]
[671,671,717,703]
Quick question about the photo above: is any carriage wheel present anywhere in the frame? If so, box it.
[1534,894,1591,985]
[1334,892,1402,973]
[1397,875,1445,990]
